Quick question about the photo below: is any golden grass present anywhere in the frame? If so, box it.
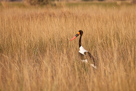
[0,5,136,91]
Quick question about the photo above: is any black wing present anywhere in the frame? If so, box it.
[86,52,96,66]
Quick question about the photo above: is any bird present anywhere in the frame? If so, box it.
[70,30,97,69]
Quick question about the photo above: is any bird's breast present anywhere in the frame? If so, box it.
[79,46,88,55]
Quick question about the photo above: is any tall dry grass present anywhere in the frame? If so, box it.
[0,5,136,91]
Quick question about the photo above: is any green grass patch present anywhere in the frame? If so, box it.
[66,2,132,8]
[0,2,26,8]
[0,1,133,8]
[9,2,26,8]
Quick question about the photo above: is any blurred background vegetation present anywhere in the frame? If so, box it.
[0,0,136,6]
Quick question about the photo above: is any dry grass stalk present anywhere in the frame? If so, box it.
[0,5,136,91]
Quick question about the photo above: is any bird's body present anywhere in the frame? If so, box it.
[70,30,97,69]
[79,46,88,55]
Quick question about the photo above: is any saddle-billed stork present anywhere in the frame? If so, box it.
[70,30,97,69]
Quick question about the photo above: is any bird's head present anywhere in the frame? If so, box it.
[70,30,83,41]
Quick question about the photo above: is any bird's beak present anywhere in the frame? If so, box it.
[70,32,80,41]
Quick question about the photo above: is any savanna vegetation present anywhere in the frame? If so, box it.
[0,2,136,91]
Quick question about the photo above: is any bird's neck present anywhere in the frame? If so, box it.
[79,35,82,47]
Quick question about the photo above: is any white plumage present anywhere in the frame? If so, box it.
[79,46,88,55]
[90,64,97,69]
[82,59,88,63]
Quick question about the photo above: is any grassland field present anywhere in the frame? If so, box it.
[0,1,136,91]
